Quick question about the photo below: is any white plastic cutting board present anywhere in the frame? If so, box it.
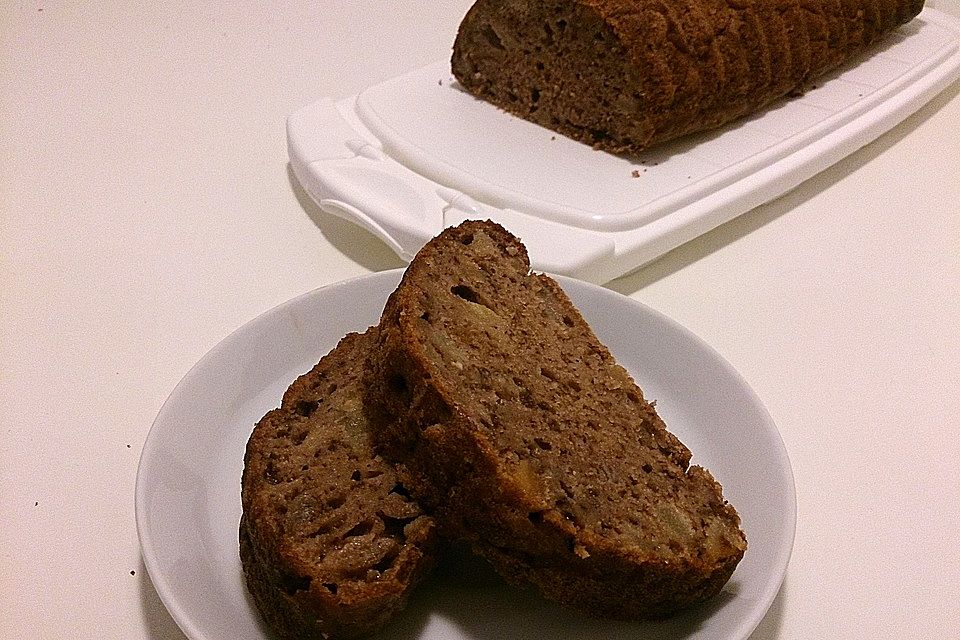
[289,7,960,283]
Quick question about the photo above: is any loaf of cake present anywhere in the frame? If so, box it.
[240,328,438,640]
[452,0,924,153]
[366,220,747,619]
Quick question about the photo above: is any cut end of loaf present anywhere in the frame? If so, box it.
[452,0,658,152]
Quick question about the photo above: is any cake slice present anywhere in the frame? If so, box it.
[366,220,746,619]
[240,328,437,640]
[451,0,923,153]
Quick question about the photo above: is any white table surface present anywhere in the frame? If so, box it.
[3,1,959,638]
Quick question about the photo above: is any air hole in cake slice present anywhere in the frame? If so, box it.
[280,573,311,596]
[295,400,319,417]
[345,520,375,538]
[451,284,480,303]
[481,23,504,50]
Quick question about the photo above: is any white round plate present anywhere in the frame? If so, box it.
[135,269,796,640]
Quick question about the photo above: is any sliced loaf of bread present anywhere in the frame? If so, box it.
[240,328,437,640]
[366,220,746,619]
[451,0,923,153]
